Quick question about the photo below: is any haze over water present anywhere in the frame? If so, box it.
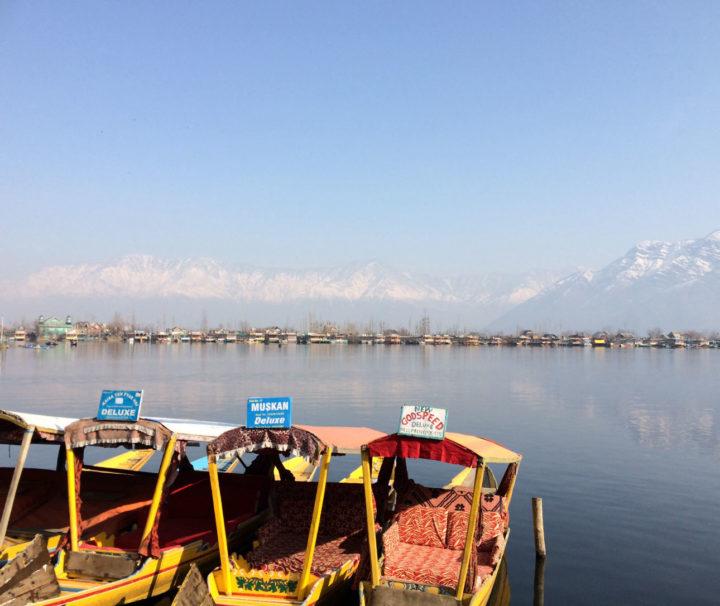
[1,342,719,604]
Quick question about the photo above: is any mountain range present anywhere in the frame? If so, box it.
[3,230,720,332]
[490,229,720,333]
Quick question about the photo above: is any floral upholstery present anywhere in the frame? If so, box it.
[395,482,474,514]
[478,494,507,550]
[380,484,508,593]
[246,482,374,576]
[396,506,447,549]
[446,510,475,550]
[383,542,494,593]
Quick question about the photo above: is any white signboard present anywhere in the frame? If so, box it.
[398,405,447,440]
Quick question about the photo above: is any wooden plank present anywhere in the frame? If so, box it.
[64,550,140,580]
[0,565,60,605]
[172,564,215,606]
[0,534,50,593]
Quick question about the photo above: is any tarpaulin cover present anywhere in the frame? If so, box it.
[366,433,521,467]
[64,419,174,450]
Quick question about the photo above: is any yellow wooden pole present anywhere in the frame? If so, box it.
[456,457,484,600]
[361,446,380,587]
[140,433,177,550]
[209,453,233,596]
[66,448,79,552]
[297,447,332,600]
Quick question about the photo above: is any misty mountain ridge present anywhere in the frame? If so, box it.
[490,229,720,333]
[3,230,720,332]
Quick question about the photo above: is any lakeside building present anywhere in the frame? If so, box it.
[37,315,75,341]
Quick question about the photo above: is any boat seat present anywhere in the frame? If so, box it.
[380,484,508,593]
[112,473,271,552]
[245,482,375,576]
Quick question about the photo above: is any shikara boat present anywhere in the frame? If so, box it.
[196,424,386,605]
[3,416,275,605]
[0,409,78,566]
[357,432,521,606]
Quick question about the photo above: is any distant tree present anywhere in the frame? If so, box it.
[647,327,664,339]
[108,313,124,336]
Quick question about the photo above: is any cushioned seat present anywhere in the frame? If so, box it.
[380,484,507,593]
[383,542,495,592]
[244,482,373,576]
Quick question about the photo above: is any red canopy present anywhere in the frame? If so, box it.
[366,432,521,467]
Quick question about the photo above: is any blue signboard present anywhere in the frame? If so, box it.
[247,397,292,428]
[97,390,143,421]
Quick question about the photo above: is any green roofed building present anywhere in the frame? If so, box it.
[38,315,74,339]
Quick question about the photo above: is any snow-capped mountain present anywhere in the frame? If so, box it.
[4,256,564,328]
[490,230,720,333]
[5,230,719,331]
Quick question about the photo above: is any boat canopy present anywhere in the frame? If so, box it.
[145,416,238,443]
[0,409,77,445]
[64,418,176,451]
[365,432,522,467]
[207,425,386,463]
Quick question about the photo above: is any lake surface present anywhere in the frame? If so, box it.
[1,342,719,604]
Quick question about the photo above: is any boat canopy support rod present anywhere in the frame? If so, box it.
[297,447,332,601]
[209,452,233,596]
[0,426,34,550]
[361,445,380,587]
[140,433,178,549]
[456,455,485,600]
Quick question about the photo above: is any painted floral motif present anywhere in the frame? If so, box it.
[235,576,298,594]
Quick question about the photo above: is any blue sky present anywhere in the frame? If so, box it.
[2,1,720,278]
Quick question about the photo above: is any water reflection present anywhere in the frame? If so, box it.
[3,343,720,603]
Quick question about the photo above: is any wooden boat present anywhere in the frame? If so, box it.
[357,432,521,606]
[2,416,274,605]
[0,409,78,567]
[194,424,386,605]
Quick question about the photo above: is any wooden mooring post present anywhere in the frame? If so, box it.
[532,497,546,557]
[532,497,547,606]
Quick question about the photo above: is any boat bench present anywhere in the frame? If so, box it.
[246,482,375,576]
[112,473,271,552]
[381,484,507,593]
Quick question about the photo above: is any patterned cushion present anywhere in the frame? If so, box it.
[396,483,474,514]
[446,510,477,550]
[478,494,506,550]
[396,506,447,549]
[247,530,364,576]
[383,542,488,593]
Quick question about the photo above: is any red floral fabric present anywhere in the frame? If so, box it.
[246,482,374,576]
[383,542,489,593]
[478,494,506,549]
[446,510,476,550]
[396,506,448,549]
[395,482,474,514]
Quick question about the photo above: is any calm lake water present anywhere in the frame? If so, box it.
[1,342,719,604]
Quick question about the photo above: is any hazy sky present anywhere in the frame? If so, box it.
[2,2,720,279]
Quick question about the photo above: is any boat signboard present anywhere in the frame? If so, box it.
[398,405,447,440]
[97,390,143,421]
[247,397,292,428]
